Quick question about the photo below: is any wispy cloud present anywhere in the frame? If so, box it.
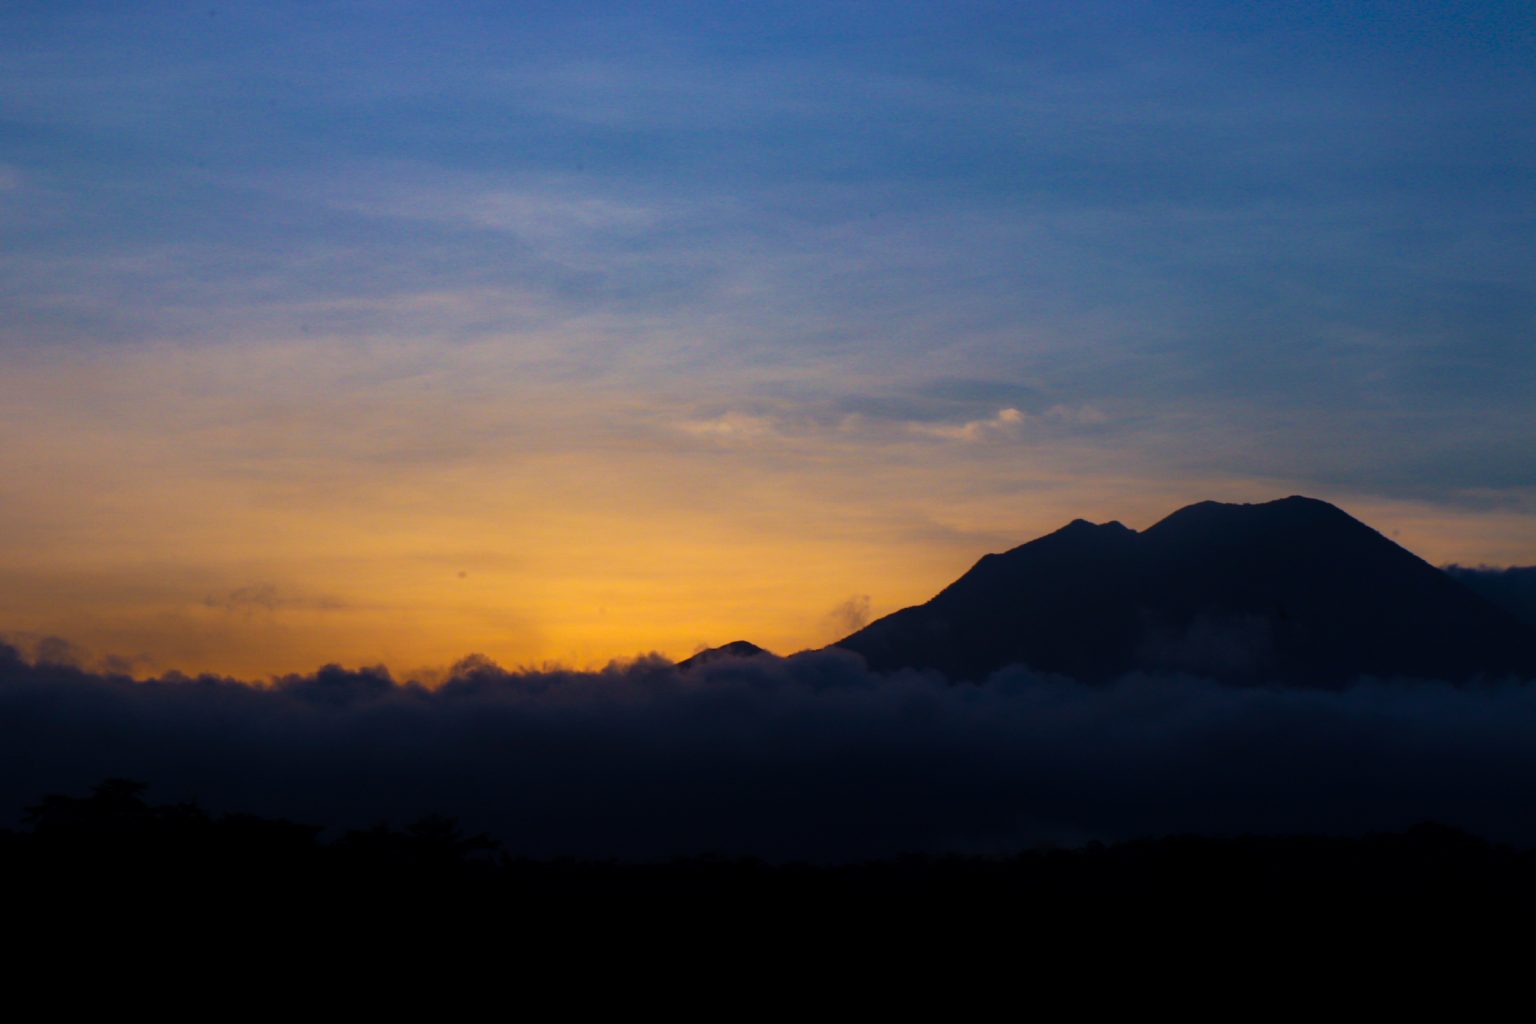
[675,412,780,443]
[826,594,872,635]
[886,402,1112,445]
[909,407,1026,443]
[203,584,345,616]
[321,175,666,245]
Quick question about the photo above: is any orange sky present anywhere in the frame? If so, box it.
[2,339,1530,679]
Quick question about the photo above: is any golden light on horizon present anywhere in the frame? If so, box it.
[2,335,1529,679]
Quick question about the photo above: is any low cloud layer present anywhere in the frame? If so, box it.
[5,643,1536,861]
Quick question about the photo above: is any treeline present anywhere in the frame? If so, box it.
[7,779,1536,935]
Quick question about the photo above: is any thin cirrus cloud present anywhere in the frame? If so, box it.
[906,404,1111,443]
[289,167,673,253]
[909,407,1027,443]
[202,584,347,617]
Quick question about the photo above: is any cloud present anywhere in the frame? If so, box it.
[1042,403,1108,426]
[905,404,1110,443]
[202,584,345,616]
[204,584,283,614]
[675,412,780,443]
[827,594,872,635]
[909,407,1026,443]
[32,635,86,667]
[334,182,663,245]
[4,642,1536,861]
[0,632,147,674]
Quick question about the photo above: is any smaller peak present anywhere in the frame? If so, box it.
[676,640,771,671]
[1040,518,1103,541]
[1057,517,1134,533]
[1021,517,1140,552]
[714,640,768,657]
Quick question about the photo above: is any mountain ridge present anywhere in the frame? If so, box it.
[834,496,1536,685]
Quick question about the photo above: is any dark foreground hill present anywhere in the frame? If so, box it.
[12,779,1536,940]
[836,496,1536,685]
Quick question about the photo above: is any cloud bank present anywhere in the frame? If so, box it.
[5,642,1536,861]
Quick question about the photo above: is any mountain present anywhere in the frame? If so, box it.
[676,640,772,671]
[1443,565,1536,628]
[834,496,1536,685]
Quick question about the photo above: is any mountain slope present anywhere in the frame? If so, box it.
[835,496,1536,685]
[1443,566,1536,628]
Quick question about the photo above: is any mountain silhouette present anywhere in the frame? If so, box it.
[835,496,1536,685]
[1443,565,1536,628]
[676,640,772,671]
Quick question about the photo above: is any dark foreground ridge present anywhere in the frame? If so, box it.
[836,496,1536,684]
[13,779,1536,935]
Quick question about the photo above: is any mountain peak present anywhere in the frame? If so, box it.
[1141,496,1369,551]
[835,496,1535,685]
[1031,517,1139,549]
[1057,517,1135,533]
[676,640,771,671]
[1150,494,1349,525]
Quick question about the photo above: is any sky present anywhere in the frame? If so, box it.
[2,1,1533,678]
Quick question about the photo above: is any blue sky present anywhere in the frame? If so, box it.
[2,2,1533,673]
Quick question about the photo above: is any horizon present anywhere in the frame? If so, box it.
[4,491,1530,682]
[4,4,1534,678]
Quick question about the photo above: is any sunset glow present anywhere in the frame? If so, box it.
[3,3,1531,678]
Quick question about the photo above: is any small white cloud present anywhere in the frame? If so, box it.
[676,412,778,442]
[910,407,1026,443]
[910,404,1107,441]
